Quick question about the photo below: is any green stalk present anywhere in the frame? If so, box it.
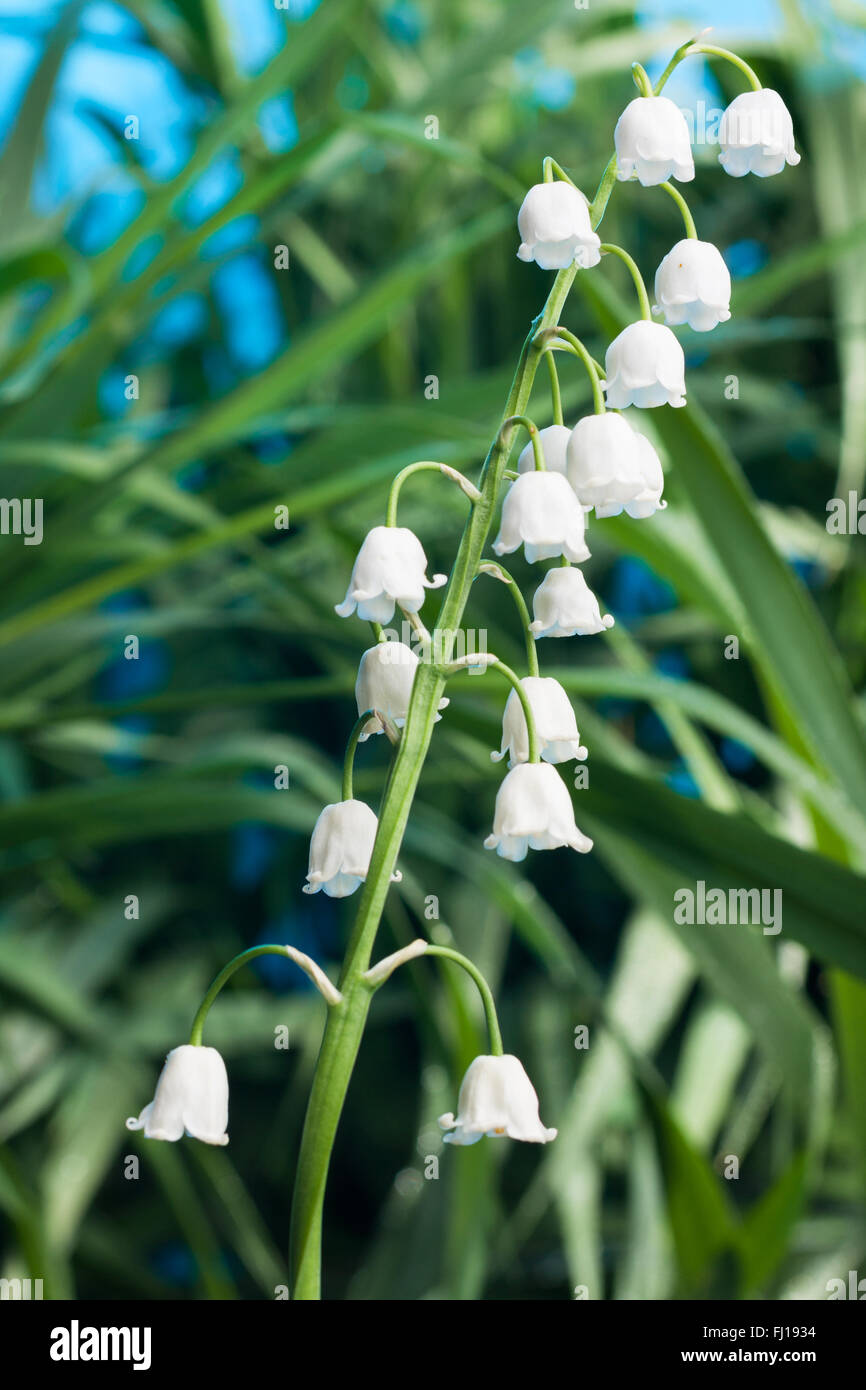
[474,563,539,678]
[288,262,579,1301]
[425,946,503,1055]
[190,946,297,1045]
[599,243,652,320]
[342,709,377,802]
[658,181,698,239]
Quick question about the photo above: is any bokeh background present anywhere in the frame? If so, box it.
[0,0,865,1301]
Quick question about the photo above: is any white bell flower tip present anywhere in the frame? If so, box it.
[484,762,593,859]
[516,182,602,271]
[493,470,590,564]
[491,675,587,768]
[567,410,666,517]
[126,1045,229,1147]
[718,89,800,178]
[603,320,687,410]
[530,565,615,639]
[517,424,572,476]
[438,1055,558,1145]
[614,97,695,186]
[653,239,732,332]
[335,525,446,622]
[303,798,401,898]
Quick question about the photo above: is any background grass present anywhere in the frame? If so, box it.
[0,0,865,1300]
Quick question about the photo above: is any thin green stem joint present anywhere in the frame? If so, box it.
[500,414,544,470]
[542,156,575,186]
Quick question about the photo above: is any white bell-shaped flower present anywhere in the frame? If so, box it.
[602,320,686,409]
[516,423,572,476]
[517,182,601,271]
[491,676,587,768]
[493,471,590,564]
[439,1054,557,1145]
[484,761,593,861]
[614,96,695,186]
[303,799,401,898]
[355,641,448,740]
[530,566,614,639]
[654,238,731,332]
[719,89,800,178]
[126,1045,229,1146]
[566,411,666,519]
[335,525,446,624]
[628,432,667,519]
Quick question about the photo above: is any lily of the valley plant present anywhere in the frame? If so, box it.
[127,34,800,1300]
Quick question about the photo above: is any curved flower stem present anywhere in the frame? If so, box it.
[498,414,544,470]
[693,44,762,91]
[190,946,339,1045]
[544,350,564,426]
[658,181,698,239]
[288,262,579,1301]
[342,708,377,801]
[652,35,699,94]
[542,156,575,186]
[599,242,652,321]
[386,461,480,526]
[475,562,539,678]
[369,621,384,643]
[542,327,605,414]
[425,946,504,1054]
[588,154,619,228]
[445,654,540,764]
[653,35,762,95]
[631,61,654,97]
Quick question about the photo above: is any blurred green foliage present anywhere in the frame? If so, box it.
[0,0,865,1301]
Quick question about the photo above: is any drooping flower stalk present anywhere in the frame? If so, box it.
[123,30,801,1303]
[288,261,586,1299]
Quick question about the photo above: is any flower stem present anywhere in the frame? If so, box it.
[425,946,503,1054]
[600,242,652,321]
[658,181,698,239]
[386,461,478,527]
[542,156,575,186]
[543,326,605,414]
[544,350,564,426]
[342,709,377,801]
[652,37,762,95]
[475,562,539,678]
[288,262,579,1301]
[499,414,544,470]
[588,154,619,228]
[693,44,762,91]
[486,657,540,763]
[189,946,299,1045]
